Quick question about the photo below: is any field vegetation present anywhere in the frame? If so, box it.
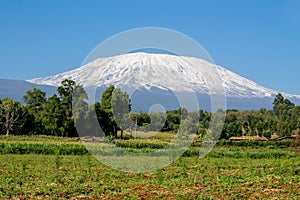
[0,134,299,199]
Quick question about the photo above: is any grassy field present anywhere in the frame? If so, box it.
[0,134,299,199]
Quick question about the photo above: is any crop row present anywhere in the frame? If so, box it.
[0,143,88,155]
[0,142,298,160]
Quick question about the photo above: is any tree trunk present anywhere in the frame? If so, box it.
[121,129,123,139]
[130,127,132,137]
[113,126,117,138]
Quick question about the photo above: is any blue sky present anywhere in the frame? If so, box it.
[0,0,299,94]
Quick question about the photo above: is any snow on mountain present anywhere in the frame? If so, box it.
[27,52,300,100]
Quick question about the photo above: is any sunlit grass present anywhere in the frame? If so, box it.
[0,154,299,199]
[0,135,299,198]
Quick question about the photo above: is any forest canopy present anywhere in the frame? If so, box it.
[0,79,299,139]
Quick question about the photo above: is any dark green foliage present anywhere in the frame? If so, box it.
[0,143,88,155]
[94,85,132,138]
[57,79,88,137]
[114,139,167,149]
[22,88,46,114]
[0,79,88,137]
[98,85,117,137]
[221,121,242,139]
[217,139,293,147]
[22,88,46,135]
[1,84,300,142]
[273,93,295,117]
[164,109,181,132]
[41,94,64,136]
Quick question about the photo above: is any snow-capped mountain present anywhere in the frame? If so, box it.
[28,53,299,98]
[26,53,300,111]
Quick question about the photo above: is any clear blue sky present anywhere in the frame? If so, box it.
[0,0,299,94]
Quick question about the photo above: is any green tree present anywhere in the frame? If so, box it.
[290,106,300,129]
[22,88,46,114]
[86,102,105,137]
[41,95,64,136]
[256,121,265,136]
[58,79,76,137]
[72,84,89,136]
[273,93,295,118]
[57,79,88,137]
[22,88,47,135]
[225,122,242,138]
[98,86,131,138]
[273,93,284,112]
[111,88,131,138]
[99,85,117,137]
[164,110,180,132]
[0,98,27,136]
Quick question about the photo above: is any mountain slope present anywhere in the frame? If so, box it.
[26,53,300,111]
[28,53,299,99]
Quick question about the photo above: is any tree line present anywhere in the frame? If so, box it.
[0,79,300,139]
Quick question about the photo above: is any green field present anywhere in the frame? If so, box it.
[0,135,299,199]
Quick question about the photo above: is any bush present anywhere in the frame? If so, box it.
[113,139,168,149]
[0,143,88,155]
[216,140,292,148]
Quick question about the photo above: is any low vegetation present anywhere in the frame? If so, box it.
[0,151,299,199]
[0,133,299,199]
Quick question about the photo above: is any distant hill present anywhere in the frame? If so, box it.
[0,79,56,103]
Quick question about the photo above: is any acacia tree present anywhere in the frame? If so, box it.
[0,98,27,136]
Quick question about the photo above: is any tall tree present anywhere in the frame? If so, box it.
[57,79,88,137]
[72,83,88,137]
[22,88,46,114]
[273,93,284,111]
[41,94,64,136]
[99,85,117,137]
[111,88,131,138]
[22,88,47,134]
[58,79,76,137]
[98,86,131,138]
[273,93,295,117]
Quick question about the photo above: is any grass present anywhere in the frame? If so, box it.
[0,154,299,199]
[0,135,78,143]
[0,134,300,199]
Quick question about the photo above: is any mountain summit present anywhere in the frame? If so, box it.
[27,53,300,111]
[28,53,298,99]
